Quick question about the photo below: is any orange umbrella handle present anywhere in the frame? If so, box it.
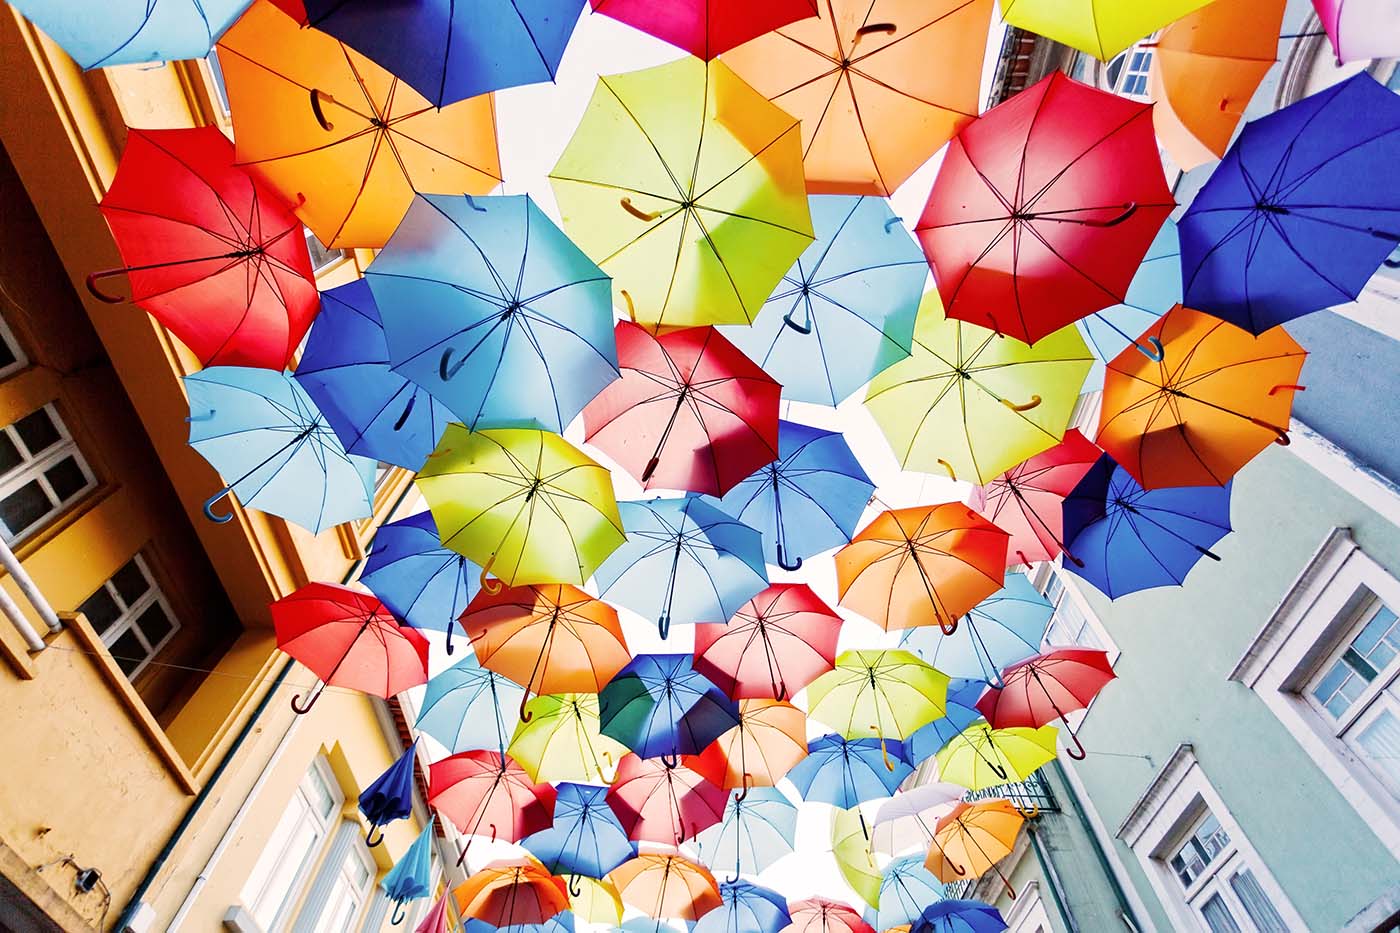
[1000,394,1042,413]
[620,197,662,222]
[309,88,335,131]
[1268,383,1305,396]
[479,555,503,594]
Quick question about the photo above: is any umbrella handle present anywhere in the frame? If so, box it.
[85,268,129,304]
[620,289,638,323]
[641,456,662,483]
[444,622,456,656]
[1000,394,1042,413]
[775,676,788,702]
[309,88,335,131]
[1013,798,1041,818]
[775,542,803,571]
[872,727,895,772]
[479,557,502,595]
[620,197,662,222]
[657,611,670,640]
[365,823,387,847]
[1195,544,1222,562]
[660,749,680,769]
[736,772,753,802]
[392,393,417,431]
[203,486,236,524]
[290,680,326,715]
[1269,383,1305,396]
[1133,336,1165,362]
[997,864,1018,900]
[439,347,468,382]
[930,835,967,876]
[938,615,959,636]
[456,837,472,868]
[1249,417,1291,446]
[883,216,903,231]
[855,22,897,37]
[568,874,584,898]
[464,195,488,212]
[936,459,957,482]
[781,309,813,335]
[1064,721,1088,760]
[518,694,534,723]
[389,901,407,926]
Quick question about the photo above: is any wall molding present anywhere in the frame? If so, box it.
[1116,743,1196,847]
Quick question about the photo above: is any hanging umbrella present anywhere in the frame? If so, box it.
[367,194,617,433]
[599,654,740,764]
[966,430,1102,568]
[832,805,883,910]
[721,197,926,404]
[905,680,988,766]
[934,724,1058,792]
[1096,305,1307,489]
[593,497,768,639]
[414,654,524,756]
[454,861,572,928]
[358,740,419,847]
[382,817,437,924]
[296,281,454,472]
[216,1,500,249]
[1077,220,1181,381]
[415,892,452,933]
[522,783,638,893]
[583,323,780,496]
[693,787,799,879]
[605,753,730,845]
[416,426,625,589]
[925,800,1023,899]
[902,579,1052,685]
[1179,73,1400,333]
[694,880,792,933]
[997,0,1214,60]
[1314,0,1400,63]
[427,750,557,861]
[870,783,966,858]
[272,583,429,713]
[786,735,912,809]
[785,897,876,933]
[835,504,1008,634]
[916,72,1174,345]
[303,0,585,105]
[877,856,946,931]
[722,3,991,196]
[362,511,481,656]
[466,917,577,933]
[807,650,949,756]
[686,700,809,793]
[978,649,1117,760]
[865,293,1093,485]
[715,422,876,571]
[9,0,251,68]
[91,127,317,370]
[550,56,813,330]
[185,367,376,532]
[609,854,723,921]
[1062,454,1233,599]
[591,0,816,58]
[571,876,625,927]
[913,900,1007,933]
[509,692,629,784]
[693,584,842,701]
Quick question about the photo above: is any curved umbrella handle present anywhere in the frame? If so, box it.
[439,347,468,382]
[620,197,662,222]
[775,676,789,703]
[85,268,130,304]
[997,864,1018,900]
[930,836,967,876]
[1249,416,1291,446]
[444,622,456,656]
[872,726,895,772]
[1269,383,1305,396]
[619,289,638,323]
[203,486,236,524]
[1000,394,1042,413]
[290,680,326,715]
[856,22,897,37]
[1079,202,1138,228]
[519,693,534,724]
[392,393,417,431]
[781,309,813,335]
[309,88,336,131]
[1013,798,1041,818]
[657,611,671,640]
[776,542,803,571]
[365,823,385,848]
[938,614,959,636]
[936,459,957,482]
[1134,336,1166,362]
[464,194,488,212]
[660,749,680,769]
[479,556,502,595]
[883,215,904,232]
[736,771,754,802]
[389,901,407,926]
[568,874,584,898]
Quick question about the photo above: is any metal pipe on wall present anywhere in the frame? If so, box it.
[0,534,62,633]
[0,574,45,651]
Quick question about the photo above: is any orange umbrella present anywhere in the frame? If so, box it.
[216,0,500,249]
[608,853,722,921]
[1096,304,1306,490]
[925,799,1024,899]
[1148,0,1286,171]
[835,504,1008,634]
[685,699,809,792]
[722,0,992,196]
[453,860,571,927]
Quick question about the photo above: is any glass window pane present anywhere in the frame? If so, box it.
[14,409,60,456]
[1312,661,1350,710]
[109,628,147,676]
[0,432,23,475]
[111,560,150,607]
[136,602,174,647]
[1353,707,1400,794]
[240,794,309,920]
[79,588,122,635]
[1229,869,1289,933]
[252,815,323,928]
[306,765,338,817]
[1200,894,1244,933]
[44,456,87,502]
[1341,646,1379,682]
[1325,693,1353,718]
[1196,813,1231,859]
[0,480,53,538]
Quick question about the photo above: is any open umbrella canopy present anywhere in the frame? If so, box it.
[509,693,628,784]
[786,735,912,808]
[871,782,966,858]
[686,699,809,791]
[807,650,949,744]
[358,739,418,847]
[902,578,1053,685]
[693,786,799,877]
[978,648,1117,759]
[415,654,524,756]
[382,816,437,923]
[694,880,791,933]
[905,680,988,765]
[454,860,572,928]
[877,855,946,931]
[599,654,740,762]
[571,876,625,926]
[550,56,813,330]
[10,0,251,68]
[934,724,1058,791]
[521,782,638,883]
[605,752,730,844]
[693,584,842,701]
[591,0,818,58]
[916,73,1174,345]
[362,511,480,655]
[1077,220,1182,382]
[427,750,557,848]
[998,0,1215,60]
[1314,0,1400,63]
[609,854,723,921]
[926,800,1024,898]
[721,197,926,406]
[832,805,883,910]
[913,900,1007,933]
[785,897,876,933]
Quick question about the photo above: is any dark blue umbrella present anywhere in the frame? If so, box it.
[914,900,1008,933]
[361,511,481,654]
[599,655,740,764]
[715,420,875,571]
[9,0,251,69]
[1180,73,1400,333]
[295,280,453,472]
[785,735,912,810]
[1062,455,1232,599]
[693,880,790,933]
[906,679,988,766]
[358,740,419,847]
[304,0,586,105]
[521,783,637,894]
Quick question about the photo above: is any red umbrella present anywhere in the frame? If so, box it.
[976,648,1116,760]
[91,127,318,370]
[272,582,429,714]
[583,322,780,496]
[968,428,1102,567]
[785,897,875,933]
[916,72,1174,345]
[590,0,818,58]
[428,750,557,863]
[605,752,729,845]
[692,583,841,700]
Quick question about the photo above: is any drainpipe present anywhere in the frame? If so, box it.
[0,575,45,651]
[1027,822,1079,933]
[0,534,62,632]
[1050,759,1145,933]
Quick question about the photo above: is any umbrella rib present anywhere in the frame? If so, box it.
[597,78,688,200]
[419,197,515,302]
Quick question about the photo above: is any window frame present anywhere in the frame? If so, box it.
[308,832,376,933]
[78,553,182,680]
[1030,563,1121,665]
[1004,879,1053,933]
[0,402,97,546]
[0,310,29,380]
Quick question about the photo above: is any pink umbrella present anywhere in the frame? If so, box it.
[784,897,875,933]
[692,583,841,700]
[1313,0,1400,63]
[976,648,1117,759]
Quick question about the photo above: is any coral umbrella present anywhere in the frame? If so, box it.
[693,584,842,701]
[9,0,251,68]
[807,650,949,753]
[871,782,966,859]
[1096,305,1307,489]
[427,751,557,863]
[877,855,948,931]
[583,323,780,496]
[835,504,1009,635]
[935,724,1058,792]
[978,649,1116,760]
[913,900,1007,933]
[609,854,722,921]
[832,805,882,909]
[694,880,791,933]
[550,57,812,330]
[686,700,809,792]
[925,800,1024,899]
[521,783,638,891]
[271,583,429,714]
[902,578,1053,685]
[362,511,480,656]
[216,1,500,249]
[509,693,629,784]
[916,73,1174,345]
[605,753,729,845]
[694,787,799,878]
[414,654,524,756]
[786,735,912,809]
[1077,220,1181,382]
[599,654,740,763]
[967,429,1103,568]
[785,897,875,933]
[1313,0,1400,63]
[722,1,991,196]
[454,860,572,928]
[591,0,817,58]
[91,127,317,370]
[865,293,1093,485]
[998,0,1214,60]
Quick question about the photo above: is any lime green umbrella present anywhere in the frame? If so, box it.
[550,56,813,330]
[831,805,882,910]
[865,292,1092,485]
[417,426,625,590]
[807,650,949,752]
[508,692,629,784]
[1000,0,1215,61]
[934,723,1059,791]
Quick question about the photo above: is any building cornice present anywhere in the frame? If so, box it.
[1116,743,1196,847]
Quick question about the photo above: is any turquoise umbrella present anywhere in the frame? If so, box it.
[693,787,798,879]
[381,816,436,924]
[10,0,252,69]
[877,855,945,930]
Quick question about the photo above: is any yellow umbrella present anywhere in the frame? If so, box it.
[831,805,882,910]
[508,693,628,784]
[934,723,1058,791]
[999,0,1216,61]
[570,876,625,926]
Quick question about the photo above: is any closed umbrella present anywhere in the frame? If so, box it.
[590,0,818,58]
[10,0,251,68]
[362,511,480,655]
[901,577,1053,685]
[358,740,419,847]
[414,654,524,756]
[978,649,1117,759]
[381,817,437,924]
[693,584,842,701]
[693,787,799,879]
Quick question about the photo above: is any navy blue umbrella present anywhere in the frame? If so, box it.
[358,740,419,847]
[599,654,740,765]
[361,511,480,654]
[521,783,637,894]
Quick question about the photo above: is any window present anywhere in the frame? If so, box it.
[1106,45,1155,99]
[78,555,181,679]
[310,842,375,933]
[1068,389,1102,436]
[304,228,348,273]
[204,50,231,118]
[0,404,96,544]
[1166,810,1289,932]
[0,310,28,379]
[1033,564,1119,662]
[1004,880,1053,933]
[240,758,342,932]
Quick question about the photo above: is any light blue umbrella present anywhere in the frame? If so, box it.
[368,194,617,433]
[521,783,637,891]
[901,575,1052,684]
[723,196,926,406]
[414,654,525,756]
[786,736,912,809]
[10,0,252,69]
[361,511,482,654]
[693,880,791,933]
[693,787,798,879]
[878,856,946,930]
[1077,219,1179,383]
[466,913,578,933]
[184,366,375,533]
[906,680,988,766]
[593,497,768,638]
[714,421,875,571]
[381,816,436,925]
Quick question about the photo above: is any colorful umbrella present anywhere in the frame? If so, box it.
[571,876,625,927]
[362,511,480,655]
[785,897,876,933]
[454,861,572,928]
[509,693,628,784]
[915,73,1174,345]
[427,751,556,859]
[1077,220,1181,380]
[591,0,817,58]
[686,700,809,792]
[693,584,842,701]
[902,578,1052,685]
[358,739,418,847]
[722,2,991,196]
[10,0,251,68]
[381,817,436,924]
[216,1,500,249]
[583,323,780,496]
[605,752,730,845]
[998,0,1214,60]
[715,422,875,571]
[694,787,799,878]
[1314,0,1400,62]
[550,56,813,330]
[978,648,1116,760]
[521,783,638,892]
[721,197,926,405]
[608,854,723,921]
[184,367,375,532]
[593,497,768,639]
[835,504,1008,634]
[925,800,1023,898]
[304,0,585,105]
[913,900,1007,933]
[934,724,1058,791]
[271,583,429,713]
[1096,305,1307,489]
[415,892,452,933]
[416,426,625,589]
[415,654,525,756]
[864,294,1093,485]
[91,127,317,370]
[786,735,912,809]
[367,194,617,433]
[1179,73,1400,333]
[1062,455,1233,598]
[599,654,740,763]
[807,650,949,752]
[905,680,989,766]
[877,856,946,931]
[694,880,792,933]
[870,782,966,858]
[832,805,882,909]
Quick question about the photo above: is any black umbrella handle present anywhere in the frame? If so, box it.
[309,88,335,131]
